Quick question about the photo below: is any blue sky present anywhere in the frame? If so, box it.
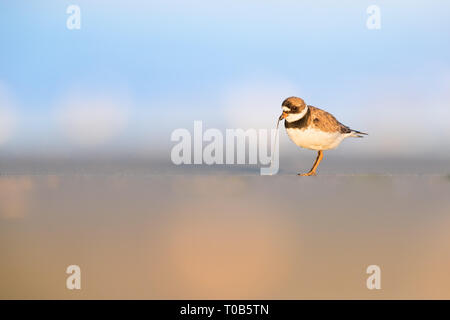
[0,0,449,156]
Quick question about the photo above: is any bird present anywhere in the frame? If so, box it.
[279,96,367,176]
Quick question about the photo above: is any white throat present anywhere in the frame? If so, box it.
[286,105,308,122]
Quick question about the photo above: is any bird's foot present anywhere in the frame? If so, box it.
[298,171,317,176]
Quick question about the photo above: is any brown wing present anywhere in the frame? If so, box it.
[308,106,351,133]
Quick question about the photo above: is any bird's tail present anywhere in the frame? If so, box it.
[349,129,368,138]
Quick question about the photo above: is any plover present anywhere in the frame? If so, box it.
[279,97,367,176]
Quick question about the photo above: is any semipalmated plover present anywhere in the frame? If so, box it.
[279,97,367,176]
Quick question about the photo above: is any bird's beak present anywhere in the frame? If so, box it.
[279,112,288,121]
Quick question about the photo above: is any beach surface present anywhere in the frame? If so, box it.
[1,162,450,299]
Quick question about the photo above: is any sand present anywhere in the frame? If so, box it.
[1,167,449,299]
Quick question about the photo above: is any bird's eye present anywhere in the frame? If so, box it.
[292,107,297,112]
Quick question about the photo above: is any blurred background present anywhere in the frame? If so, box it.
[0,0,449,166]
[1,0,450,299]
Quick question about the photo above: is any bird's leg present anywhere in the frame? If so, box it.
[298,150,324,176]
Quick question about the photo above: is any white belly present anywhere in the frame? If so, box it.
[286,127,345,150]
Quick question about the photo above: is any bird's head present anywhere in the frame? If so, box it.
[279,96,309,122]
